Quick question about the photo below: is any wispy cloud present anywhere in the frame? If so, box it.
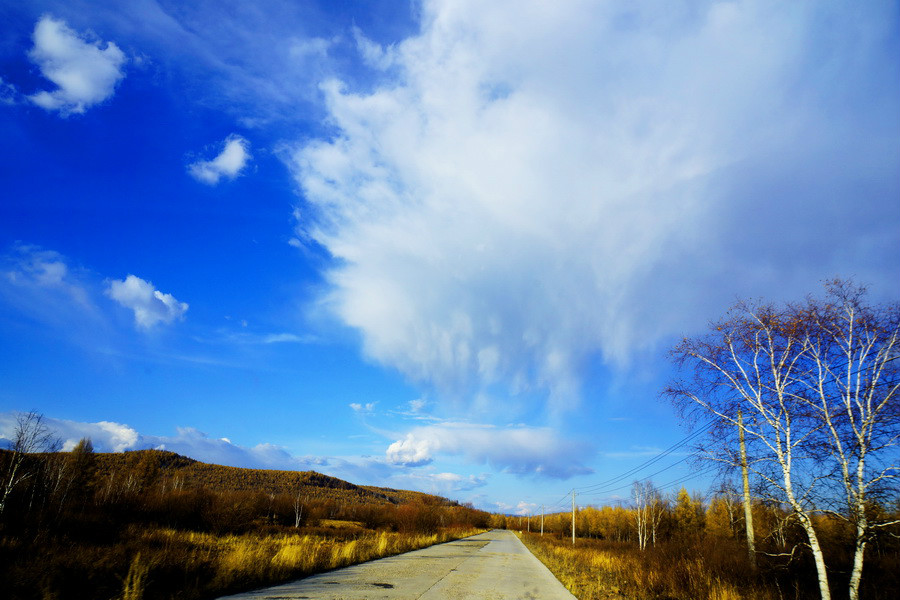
[388,398,442,422]
[0,244,103,336]
[602,446,667,459]
[2,244,92,308]
[213,330,317,345]
[188,134,251,185]
[385,422,592,479]
[260,332,314,344]
[350,402,376,414]
[289,0,900,410]
[106,274,188,330]
[0,76,19,105]
[27,15,126,116]
[401,471,489,495]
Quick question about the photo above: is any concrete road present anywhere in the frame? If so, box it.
[218,529,576,600]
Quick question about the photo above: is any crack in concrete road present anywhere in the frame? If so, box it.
[217,529,576,599]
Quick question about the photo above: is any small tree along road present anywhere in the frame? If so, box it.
[667,280,899,600]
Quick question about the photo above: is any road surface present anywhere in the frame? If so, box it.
[217,529,576,599]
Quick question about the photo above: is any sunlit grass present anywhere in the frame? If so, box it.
[520,533,777,600]
[0,525,482,600]
[121,526,482,599]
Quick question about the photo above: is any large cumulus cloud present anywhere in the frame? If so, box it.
[290,0,899,406]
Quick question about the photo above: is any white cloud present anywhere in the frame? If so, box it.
[188,135,251,185]
[352,27,396,70]
[0,77,19,105]
[495,500,538,517]
[385,422,592,478]
[350,402,376,413]
[213,329,316,345]
[107,274,188,330]
[289,1,900,409]
[3,245,86,301]
[289,37,332,60]
[389,398,441,422]
[0,412,137,453]
[27,15,126,116]
[1,244,99,329]
[260,332,313,344]
[404,471,489,495]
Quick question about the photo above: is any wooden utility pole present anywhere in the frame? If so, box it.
[540,505,544,536]
[527,513,530,533]
[738,410,757,571]
[571,490,576,546]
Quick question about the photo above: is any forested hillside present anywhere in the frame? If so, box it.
[0,438,491,600]
[87,449,444,505]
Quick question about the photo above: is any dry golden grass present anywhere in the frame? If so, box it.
[120,553,151,600]
[520,533,778,600]
[319,518,365,529]
[125,526,483,599]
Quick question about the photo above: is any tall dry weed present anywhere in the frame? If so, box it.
[120,553,150,600]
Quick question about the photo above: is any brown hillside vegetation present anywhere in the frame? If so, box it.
[89,449,441,505]
[0,445,490,600]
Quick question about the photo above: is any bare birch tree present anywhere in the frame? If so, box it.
[793,281,900,600]
[1,411,60,517]
[632,480,650,550]
[632,480,665,549]
[293,486,305,528]
[667,280,899,600]
[667,299,831,597]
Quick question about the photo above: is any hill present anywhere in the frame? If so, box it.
[87,449,455,506]
[0,448,493,600]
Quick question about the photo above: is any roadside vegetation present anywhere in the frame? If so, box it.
[516,282,900,600]
[514,494,899,600]
[0,437,490,600]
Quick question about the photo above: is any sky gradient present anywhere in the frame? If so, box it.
[1,0,898,514]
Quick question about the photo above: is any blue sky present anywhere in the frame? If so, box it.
[1,0,898,515]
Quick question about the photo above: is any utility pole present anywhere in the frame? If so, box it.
[738,410,757,571]
[571,490,576,546]
[540,505,544,536]
[527,512,530,533]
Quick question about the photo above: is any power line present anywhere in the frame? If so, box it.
[540,355,900,512]
[585,454,694,497]
[574,418,716,494]
[588,464,719,500]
